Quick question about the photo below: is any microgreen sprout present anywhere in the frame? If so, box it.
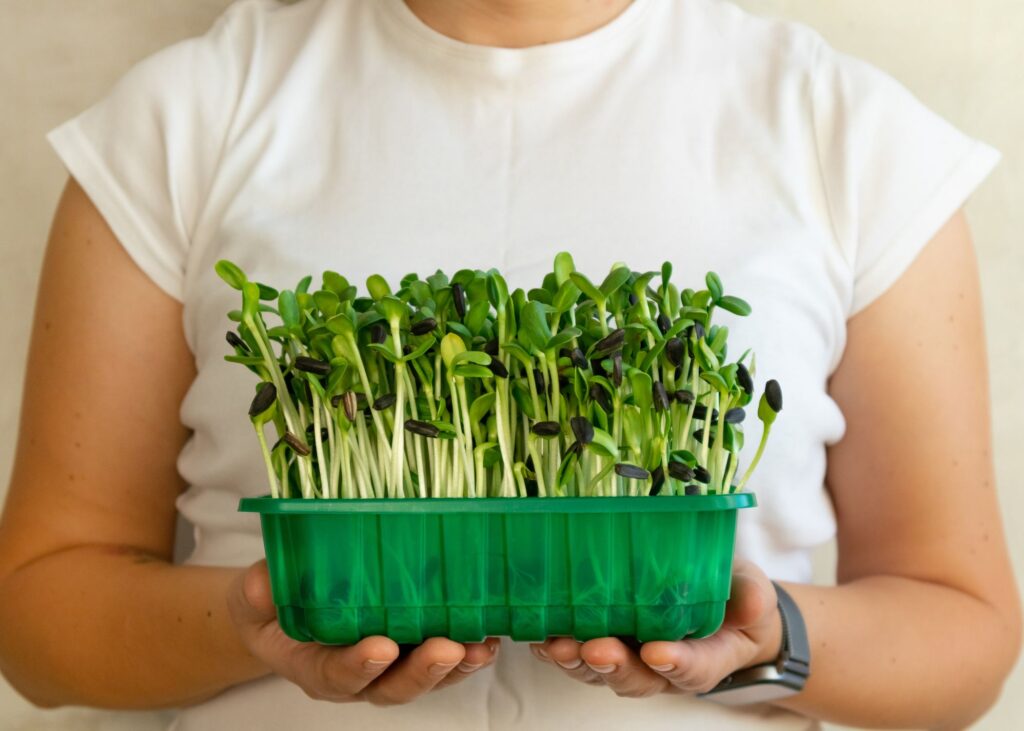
[219,254,781,499]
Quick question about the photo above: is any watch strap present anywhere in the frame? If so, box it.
[773,581,810,679]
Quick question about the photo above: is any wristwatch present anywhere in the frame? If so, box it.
[697,581,811,706]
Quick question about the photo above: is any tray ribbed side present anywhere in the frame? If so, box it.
[260,504,740,644]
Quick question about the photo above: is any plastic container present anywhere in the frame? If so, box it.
[239,493,756,644]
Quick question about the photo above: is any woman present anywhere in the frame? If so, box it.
[0,0,1018,729]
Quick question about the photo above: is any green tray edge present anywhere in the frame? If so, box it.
[239,493,756,515]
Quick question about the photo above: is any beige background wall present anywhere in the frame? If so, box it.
[1,1,1020,729]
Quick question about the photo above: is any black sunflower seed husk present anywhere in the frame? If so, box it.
[533,368,546,393]
[248,382,276,418]
[615,463,650,480]
[570,416,594,445]
[484,338,500,356]
[330,394,343,408]
[295,356,331,376]
[675,365,684,381]
[674,389,695,405]
[685,483,701,496]
[693,428,706,443]
[355,393,369,410]
[590,357,606,375]
[590,383,612,413]
[226,331,248,351]
[570,348,588,369]
[692,404,719,421]
[531,421,561,437]
[668,462,695,482]
[693,322,706,340]
[594,328,626,355]
[567,440,583,455]
[653,381,670,411]
[373,393,397,410]
[694,466,711,484]
[488,358,509,378]
[525,479,539,497]
[612,352,623,387]
[302,425,329,442]
[736,363,754,394]
[628,293,639,307]
[765,379,783,412]
[665,337,685,366]
[342,392,358,422]
[283,432,311,456]
[525,454,534,472]
[650,465,665,494]
[410,318,437,336]
[657,313,671,335]
[371,323,387,344]
[725,408,746,424]
[304,380,313,405]
[404,419,440,438]
[452,283,467,318]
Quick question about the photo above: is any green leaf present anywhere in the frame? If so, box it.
[453,364,494,379]
[556,448,579,490]
[629,371,653,412]
[313,290,340,318]
[377,295,407,324]
[511,382,536,418]
[701,370,729,393]
[554,251,576,286]
[501,342,534,368]
[587,427,620,459]
[569,272,603,304]
[552,280,581,313]
[545,327,581,353]
[696,339,720,371]
[366,274,391,301]
[225,354,264,366]
[295,275,313,295]
[446,321,473,339]
[470,393,496,425]
[403,334,436,362]
[242,282,261,321]
[465,299,491,335]
[718,295,752,316]
[600,266,632,298]
[632,271,657,300]
[452,351,491,367]
[521,300,552,352]
[367,342,402,364]
[661,261,673,286]
[705,272,724,302]
[322,271,349,296]
[257,283,279,301]
[709,325,729,355]
[215,260,247,290]
[326,314,355,337]
[486,272,509,309]
[669,449,697,466]
[426,420,458,440]
[440,332,467,368]
[278,290,300,334]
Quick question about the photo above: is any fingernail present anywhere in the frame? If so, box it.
[363,659,391,671]
[587,663,617,674]
[650,663,676,672]
[428,662,459,676]
[556,658,582,670]
[457,661,482,673]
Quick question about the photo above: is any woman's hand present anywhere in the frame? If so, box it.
[528,559,781,698]
[228,560,500,705]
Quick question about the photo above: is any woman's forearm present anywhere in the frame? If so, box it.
[775,576,1020,730]
[0,545,269,709]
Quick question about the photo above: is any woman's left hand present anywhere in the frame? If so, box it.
[529,559,783,698]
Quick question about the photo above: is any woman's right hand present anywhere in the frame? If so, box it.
[228,560,500,705]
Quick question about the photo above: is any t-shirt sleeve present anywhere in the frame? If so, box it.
[46,3,254,302]
[811,41,1000,317]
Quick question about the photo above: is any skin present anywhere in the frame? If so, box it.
[0,2,1019,725]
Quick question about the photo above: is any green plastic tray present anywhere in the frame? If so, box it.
[239,493,756,644]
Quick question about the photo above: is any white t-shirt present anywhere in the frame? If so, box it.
[47,0,998,728]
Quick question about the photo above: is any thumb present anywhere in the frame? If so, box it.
[229,559,278,627]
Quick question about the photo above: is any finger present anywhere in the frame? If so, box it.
[542,637,606,686]
[362,637,466,705]
[287,636,401,701]
[723,560,777,630]
[579,637,668,698]
[434,637,502,689]
[640,631,759,694]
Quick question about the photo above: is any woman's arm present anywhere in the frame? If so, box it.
[771,210,1021,728]
[0,180,499,709]
[531,211,1021,729]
